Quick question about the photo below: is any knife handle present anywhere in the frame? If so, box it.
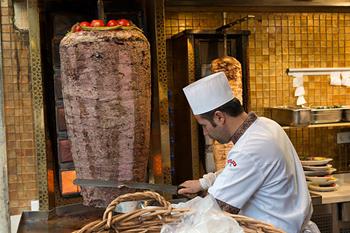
[176,185,185,193]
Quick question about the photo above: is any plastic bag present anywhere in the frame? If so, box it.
[302,221,321,233]
[161,195,243,233]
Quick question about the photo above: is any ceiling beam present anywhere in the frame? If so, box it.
[165,0,350,7]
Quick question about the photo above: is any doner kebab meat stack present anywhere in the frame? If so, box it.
[59,21,151,207]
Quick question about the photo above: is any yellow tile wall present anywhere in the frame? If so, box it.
[1,7,349,215]
[1,2,38,214]
[165,10,350,171]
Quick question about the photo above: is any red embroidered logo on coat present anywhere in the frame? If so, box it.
[227,159,237,167]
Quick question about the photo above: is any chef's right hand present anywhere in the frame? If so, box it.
[177,180,202,197]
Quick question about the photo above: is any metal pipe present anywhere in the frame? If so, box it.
[222,12,227,56]
[217,14,257,56]
[287,67,350,76]
[97,0,106,23]
[216,15,256,32]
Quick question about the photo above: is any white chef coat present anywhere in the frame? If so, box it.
[208,117,312,233]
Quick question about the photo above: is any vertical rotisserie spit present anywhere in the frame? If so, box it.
[60,27,151,207]
[211,56,243,171]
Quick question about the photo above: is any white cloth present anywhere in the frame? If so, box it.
[208,117,312,233]
[295,86,305,97]
[199,169,223,190]
[330,72,342,86]
[183,72,234,115]
[342,72,350,87]
[292,74,304,88]
[297,95,307,106]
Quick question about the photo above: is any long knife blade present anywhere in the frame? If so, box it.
[74,178,180,194]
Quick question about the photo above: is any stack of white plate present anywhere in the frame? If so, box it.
[301,157,338,192]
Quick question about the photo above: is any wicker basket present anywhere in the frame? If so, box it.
[73,191,285,233]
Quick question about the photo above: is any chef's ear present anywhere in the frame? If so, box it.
[213,111,225,124]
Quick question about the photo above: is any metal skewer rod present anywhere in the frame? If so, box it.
[216,15,256,32]
[97,0,106,22]
[223,12,227,56]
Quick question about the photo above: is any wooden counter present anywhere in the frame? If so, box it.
[309,173,350,204]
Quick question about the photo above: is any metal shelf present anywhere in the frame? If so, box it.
[282,122,350,130]
[287,67,350,76]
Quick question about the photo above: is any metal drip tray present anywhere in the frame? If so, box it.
[266,106,350,126]
[344,108,350,121]
[310,107,344,124]
[265,106,311,126]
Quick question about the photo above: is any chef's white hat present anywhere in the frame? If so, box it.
[183,72,234,115]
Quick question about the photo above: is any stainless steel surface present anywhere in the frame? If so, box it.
[97,0,106,22]
[74,179,180,194]
[266,106,311,126]
[288,67,350,76]
[17,204,105,233]
[343,108,350,122]
[311,108,343,124]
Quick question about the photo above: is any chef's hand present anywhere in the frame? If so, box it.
[177,180,202,197]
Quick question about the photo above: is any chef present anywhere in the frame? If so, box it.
[178,72,319,233]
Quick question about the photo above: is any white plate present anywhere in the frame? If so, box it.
[301,157,333,166]
[306,176,338,185]
[308,184,339,192]
[303,164,333,171]
[304,168,336,176]
[306,180,313,185]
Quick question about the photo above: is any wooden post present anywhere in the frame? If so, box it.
[0,6,11,230]
[27,0,49,210]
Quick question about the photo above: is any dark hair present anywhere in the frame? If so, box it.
[200,98,244,127]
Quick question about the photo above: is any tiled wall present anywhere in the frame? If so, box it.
[1,1,37,214]
[165,10,350,171]
[1,6,350,216]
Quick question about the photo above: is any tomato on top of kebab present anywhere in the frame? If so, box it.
[79,21,91,27]
[71,19,135,33]
[90,19,105,27]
